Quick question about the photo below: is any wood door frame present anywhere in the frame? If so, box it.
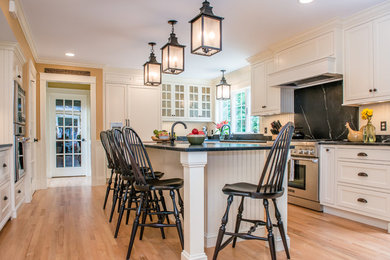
[39,73,97,189]
[47,89,90,178]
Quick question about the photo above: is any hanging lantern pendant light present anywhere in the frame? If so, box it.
[161,20,186,75]
[190,0,224,56]
[143,42,162,86]
[216,70,231,100]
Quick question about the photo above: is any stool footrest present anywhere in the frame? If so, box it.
[139,223,176,228]
[241,218,266,226]
[224,232,268,242]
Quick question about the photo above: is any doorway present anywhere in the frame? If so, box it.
[47,88,90,178]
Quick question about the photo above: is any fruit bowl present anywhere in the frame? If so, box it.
[187,135,206,145]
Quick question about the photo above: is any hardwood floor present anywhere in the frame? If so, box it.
[0,185,389,260]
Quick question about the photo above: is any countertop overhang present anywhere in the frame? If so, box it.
[144,141,275,152]
[318,141,390,146]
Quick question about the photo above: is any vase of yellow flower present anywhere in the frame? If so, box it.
[361,108,376,143]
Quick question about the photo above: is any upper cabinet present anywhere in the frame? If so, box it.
[250,59,294,116]
[344,13,390,105]
[161,81,213,122]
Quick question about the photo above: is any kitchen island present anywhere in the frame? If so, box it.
[145,141,290,260]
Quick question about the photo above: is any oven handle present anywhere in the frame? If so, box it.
[291,157,318,163]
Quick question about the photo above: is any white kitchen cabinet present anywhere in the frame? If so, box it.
[105,83,161,140]
[320,146,336,205]
[250,59,293,116]
[344,13,390,105]
[320,145,390,232]
[162,83,212,122]
[0,146,12,232]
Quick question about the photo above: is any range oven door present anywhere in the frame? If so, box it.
[15,136,25,182]
[288,157,319,202]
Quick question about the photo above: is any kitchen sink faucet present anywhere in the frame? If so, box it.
[170,121,187,145]
[220,124,231,140]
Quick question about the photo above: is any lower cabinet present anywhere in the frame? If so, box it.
[0,146,12,231]
[14,177,25,210]
[320,145,390,230]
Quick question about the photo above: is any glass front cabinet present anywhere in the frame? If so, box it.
[161,83,212,122]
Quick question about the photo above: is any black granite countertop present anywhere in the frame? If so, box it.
[144,141,273,152]
[318,140,390,146]
[0,144,13,149]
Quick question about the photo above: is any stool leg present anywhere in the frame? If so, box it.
[158,190,170,224]
[153,190,166,239]
[213,195,233,260]
[103,169,114,209]
[114,183,129,238]
[147,192,154,222]
[139,192,149,240]
[109,176,121,222]
[170,189,184,249]
[273,198,290,259]
[176,189,184,219]
[126,193,144,260]
[232,196,244,248]
[117,180,124,213]
[264,199,276,260]
[126,188,134,225]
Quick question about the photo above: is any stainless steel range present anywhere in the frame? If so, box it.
[288,140,323,211]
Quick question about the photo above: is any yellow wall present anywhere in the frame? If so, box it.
[36,64,104,140]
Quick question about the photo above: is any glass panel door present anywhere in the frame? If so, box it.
[189,86,199,118]
[201,86,211,118]
[161,84,172,117]
[174,85,185,117]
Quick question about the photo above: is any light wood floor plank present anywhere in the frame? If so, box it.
[0,185,389,259]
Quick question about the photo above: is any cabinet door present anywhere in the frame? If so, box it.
[128,86,161,141]
[264,60,280,114]
[344,23,374,102]
[374,14,390,99]
[173,84,185,118]
[161,84,173,118]
[320,146,335,205]
[188,85,200,118]
[251,62,266,115]
[105,84,127,129]
[200,86,211,119]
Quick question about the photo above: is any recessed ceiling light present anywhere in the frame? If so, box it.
[65,52,75,57]
[299,0,314,4]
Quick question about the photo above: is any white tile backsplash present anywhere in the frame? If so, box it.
[259,113,295,136]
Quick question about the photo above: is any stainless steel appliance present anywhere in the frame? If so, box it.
[288,141,323,211]
[14,81,28,182]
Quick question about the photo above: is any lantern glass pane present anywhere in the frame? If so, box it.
[191,17,202,52]
[162,46,169,71]
[203,16,221,49]
[222,85,230,99]
[168,45,184,70]
[149,63,161,83]
[216,85,222,99]
[144,65,148,84]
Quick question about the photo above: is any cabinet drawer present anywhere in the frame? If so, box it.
[337,161,390,190]
[0,151,9,184]
[336,185,390,219]
[337,148,390,162]
[0,183,11,218]
[15,178,25,207]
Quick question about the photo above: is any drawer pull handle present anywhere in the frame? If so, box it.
[357,198,367,203]
[3,196,7,201]
[2,163,6,168]
[357,172,368,177]
[18,190,21,194]
[357,152,368,157]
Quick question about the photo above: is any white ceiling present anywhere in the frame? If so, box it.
[20,0,386,79]
[0,11,16,42]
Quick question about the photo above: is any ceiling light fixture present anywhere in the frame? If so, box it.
[299,0,314,4]
[190,0,223,56]
[65,52,75,57]
[161,20,185,75]
[143,42,162,86]
[216,70,231,100]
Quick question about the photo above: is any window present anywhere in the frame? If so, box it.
[217,88,259,133]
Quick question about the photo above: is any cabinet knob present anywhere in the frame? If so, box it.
[369,89,373,93]
[357,198,367,203]
[357,152,368,157]
[357,172,368,177]
[3,196,7,201]
[373,88,377,92]
[325,149,329,152]
[2,163,6,168]
[17,75,21,79]
[18,190,21,194]
[262,105,267,108]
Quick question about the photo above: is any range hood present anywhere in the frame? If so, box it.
[268,57,343,89]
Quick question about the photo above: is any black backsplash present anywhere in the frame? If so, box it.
[294,81,359,140]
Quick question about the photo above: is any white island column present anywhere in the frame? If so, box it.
[180,151,208,260]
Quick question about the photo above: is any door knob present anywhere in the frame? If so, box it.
[369,89,373,93]
[82,138,86,142]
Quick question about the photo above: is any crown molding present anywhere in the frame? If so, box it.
[36,58,105,69]
[343,0,390,29]
[11,0,38,61]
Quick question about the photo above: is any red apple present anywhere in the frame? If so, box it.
[198,131,205,135]
[192,128,199,135]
